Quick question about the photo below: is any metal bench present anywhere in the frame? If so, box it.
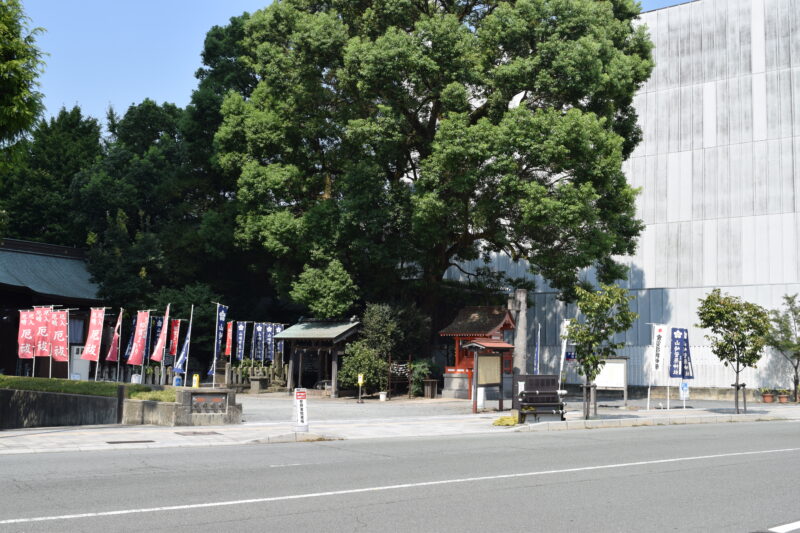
[514,374,566,423]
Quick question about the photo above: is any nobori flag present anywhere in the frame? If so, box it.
[127,311,150,366]
[33,306,51,358]
[214,304,229,357]
[151,304,170,362]
[81,308,105,362]
[235,322,246,360]
[669,327,694,380]
[17,310,35,359]
[50,310,70,363]
[652,324,669,373]
[106,309,124,363]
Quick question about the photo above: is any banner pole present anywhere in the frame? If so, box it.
[212,303,219,389]
[185,305,194,385]
[116,309,123,382]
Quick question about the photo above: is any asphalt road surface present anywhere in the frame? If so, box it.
[2,421,800,532]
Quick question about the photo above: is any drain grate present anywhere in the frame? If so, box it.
[175,431,221,436]
[106,440,155,444]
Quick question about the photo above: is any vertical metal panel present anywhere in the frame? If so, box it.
[716,80,730,147]
[692,85,704,149]
[692,150,704,220]
[692,220,705,287]
[655,155,668,222]
[729,76,742,146]
[740,142,755,216]
[702,219,718,285]
[751,0,766,74]
[703,147,718,219]
[703,82,718,147]
[677,221,693,287]
[669,88,681,153]
[752,73,768,140]
[666,152,681,223]
[741,215,756,284]
[716,142,730,219]
[792,69,800,138]
[781,138,794,213]
[767,140,782,213]
[790,0,800,68]
[753,140,769,214]
[778,69,792,139]
[680,151,693,223]
[680,86,693,152]
[766,71,780,139]
[740,75,753,142]
[764,0,778,70]
[645,155,657,224]
[777,0,791,69]
[729,145,743,217]
[781,213,797,283]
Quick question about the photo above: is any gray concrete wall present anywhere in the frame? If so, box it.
[445,0,800,390]
[0,389,118,429]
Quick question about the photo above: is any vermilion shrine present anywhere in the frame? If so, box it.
[439,306,515,399]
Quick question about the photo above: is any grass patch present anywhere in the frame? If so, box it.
[129,389,176,402]
[0,375,153,398]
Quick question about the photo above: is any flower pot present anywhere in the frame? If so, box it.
[379,391,387,402]
[778,394,789,403]
[762,393,775,403]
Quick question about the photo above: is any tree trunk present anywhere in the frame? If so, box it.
[794,364,799,403]
[734,370,740,414]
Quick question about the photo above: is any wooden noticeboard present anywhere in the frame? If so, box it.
[477,354,501,386]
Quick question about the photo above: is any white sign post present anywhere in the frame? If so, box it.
[648,324,669,411]
[679,380,689,409]
[294,388,309,433]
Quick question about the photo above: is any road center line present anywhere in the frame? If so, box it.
[770,520,800,533]
[2,447,798,525]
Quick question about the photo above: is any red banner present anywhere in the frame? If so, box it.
[168,319,181,356]
[105,309,123,363]
[17,310,35,359]
[80,308,105,362]
[127,311,150,366]
[50,310,69,362]
[151,304,170,362]
[225,321,233,356]
[33,306,51,358]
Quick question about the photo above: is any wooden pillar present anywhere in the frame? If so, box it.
[454,337,460,367]
[298,349,304,388]
[331,350,339,399]
[287,342,295,391]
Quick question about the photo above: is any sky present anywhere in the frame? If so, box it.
[24,0,689,125]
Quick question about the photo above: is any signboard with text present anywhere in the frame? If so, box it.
[294,388,308,432]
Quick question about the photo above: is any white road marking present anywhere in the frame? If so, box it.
[771,520,800,533]
[2,447,798,525]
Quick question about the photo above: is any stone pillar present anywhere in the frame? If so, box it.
[511,288,528,377]
[287,346,295,392]
[331,351,339,398]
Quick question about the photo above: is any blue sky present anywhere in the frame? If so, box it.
[25,0,687,124]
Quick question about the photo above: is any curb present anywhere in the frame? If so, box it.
[514,414,788,432]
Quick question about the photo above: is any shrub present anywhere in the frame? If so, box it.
[339,341,388,393]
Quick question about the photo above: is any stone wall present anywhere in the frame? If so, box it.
[0,388,120,429]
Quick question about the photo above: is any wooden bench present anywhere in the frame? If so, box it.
[516,376,566,424]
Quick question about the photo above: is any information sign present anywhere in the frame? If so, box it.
[294,388,309,432]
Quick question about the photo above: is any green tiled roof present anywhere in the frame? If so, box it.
[274,320,360,343]
[0,246,100,301]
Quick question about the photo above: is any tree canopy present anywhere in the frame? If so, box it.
[0,0,44,146]
[766,294,800,401]
[217,0,653,312]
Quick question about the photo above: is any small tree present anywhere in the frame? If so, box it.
[565,283,638,420]
[339,342,387,394]
[766,294,800,402]
[696,289,770,414]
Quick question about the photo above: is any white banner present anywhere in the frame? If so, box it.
[651,324,670,374]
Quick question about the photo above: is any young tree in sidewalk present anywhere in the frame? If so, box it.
[565,283,637,420]
[766,294,800,402]
[696,289,770,414]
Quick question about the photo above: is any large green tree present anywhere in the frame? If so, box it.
[217,0,653,313]
[696,289,771,414]
[0,0,44,146]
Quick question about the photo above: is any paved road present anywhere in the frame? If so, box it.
[2,421,800,532]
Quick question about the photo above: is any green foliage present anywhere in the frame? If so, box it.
[290,258,358,318]
[766,294,800,401]
[128,389,176,402]
[566,283,638,383]
[696,288,770,413]
[0,375,152,398]
[219,0,653,308]
[0,0,44,146]
[493,414,519,426]
[339,341,388,393]
[409,358,433,396]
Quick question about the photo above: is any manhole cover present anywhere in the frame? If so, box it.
[106,440,155,444]
[175,431,221,436]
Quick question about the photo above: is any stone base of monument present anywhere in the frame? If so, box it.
[122,388,242,426]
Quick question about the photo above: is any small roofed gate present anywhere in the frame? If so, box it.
[438,306,515,400]
[274,318,360,398]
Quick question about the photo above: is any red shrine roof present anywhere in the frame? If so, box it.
[439,306,515,337]
[461,338,515,351]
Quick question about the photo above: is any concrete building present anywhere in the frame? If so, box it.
[448,0,800,391]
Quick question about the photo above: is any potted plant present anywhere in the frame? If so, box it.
[778,389,790,403]
[760,388,775,403]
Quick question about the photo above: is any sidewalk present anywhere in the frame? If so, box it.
[1,393,798,455]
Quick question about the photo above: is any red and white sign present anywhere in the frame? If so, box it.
[225,321,233,356]
[106,309,123,363]
[295,389,307,400]
[81,308,105,362]
[151,304,170,362]
[127,310,150,366]
[17,310,35,359]
[168,319,181,356]
[33,306,51,358]
[50,310,69,362]
[294,388,308,431]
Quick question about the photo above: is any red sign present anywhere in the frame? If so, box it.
[33,306,51,358]
[168,319,181,356]
[17,310,35,359]
[151,304,170,362]
[295,390,307,400]
[225,321,233,356]
[50,310,69,362]
[81,308,105,362]
[106,309,123,363]
[127,310,150,366]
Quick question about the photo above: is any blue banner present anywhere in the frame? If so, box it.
[265,323,275,361]
[669,328,694,379]
[214,304,228,358]
[254,322,266,361]
[275,324,284,356]
[174,318,192,373]
[235,322,246,361]
[123,315,137,360]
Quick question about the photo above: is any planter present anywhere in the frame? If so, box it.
[778,394,790,403]
[762,393,775,403]
[379,391,387,402]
